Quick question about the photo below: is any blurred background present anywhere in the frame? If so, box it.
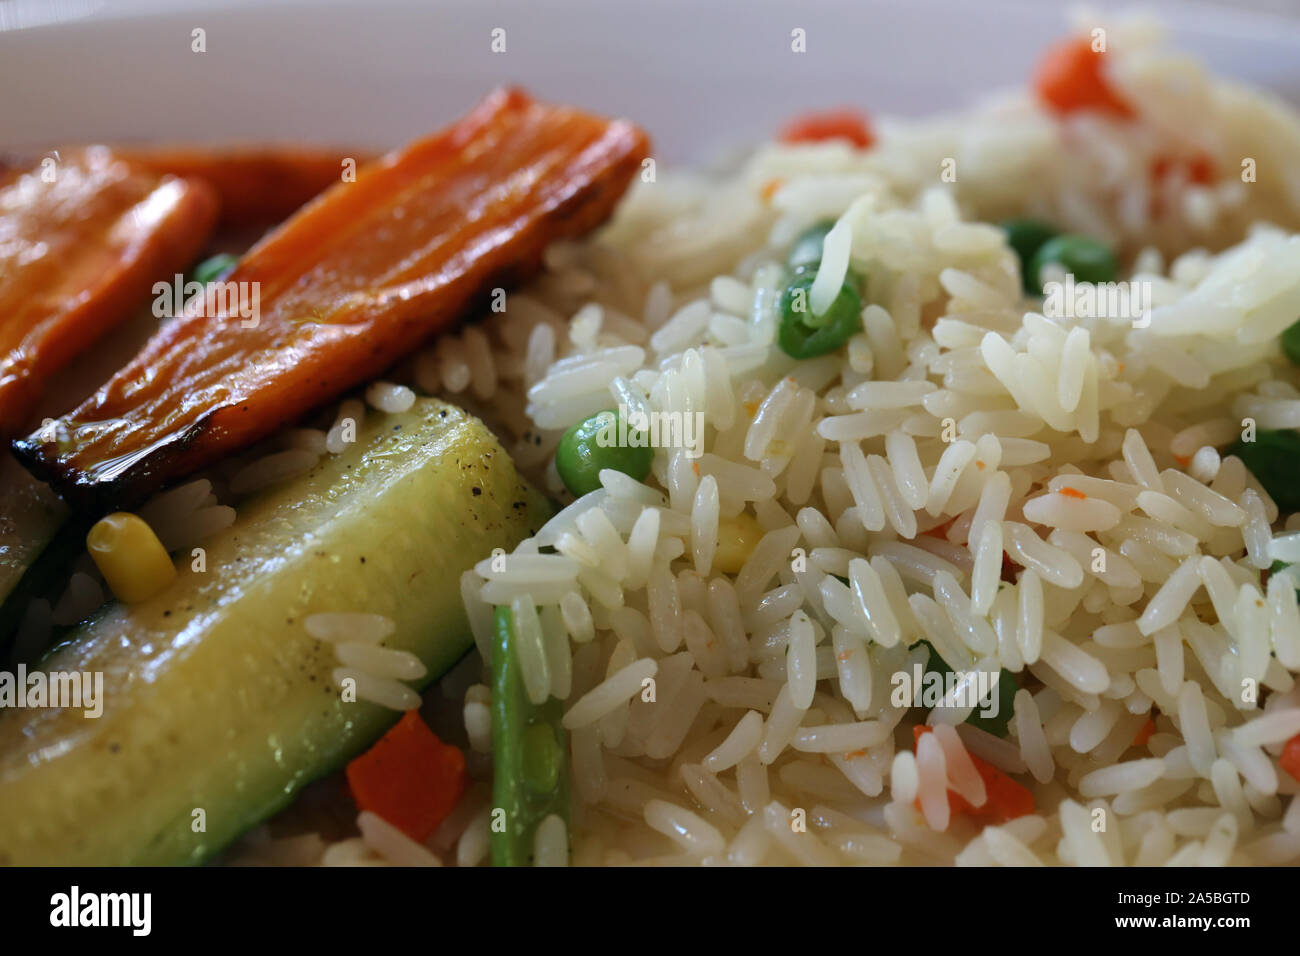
[3,0,1300,160]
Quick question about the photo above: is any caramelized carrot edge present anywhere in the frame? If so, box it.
[14,89,650,508]
[107,145,376,230]
[0,152,218,437]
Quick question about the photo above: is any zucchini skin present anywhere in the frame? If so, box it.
[0,457,67,612]
[0,399,549,865]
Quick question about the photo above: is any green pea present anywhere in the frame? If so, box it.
[555,409,654,498]
[1281,318,1300,366]
[1027,234,1117,290]
[1228,428,1300,513]
[190,253,239,286]
[999,218,1060,293]
[788,219,837,270]
[777,270,863,359]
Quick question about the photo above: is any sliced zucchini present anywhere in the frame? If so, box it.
[0,398,549,865]
[0,459,72,663]
[0,457,67,606]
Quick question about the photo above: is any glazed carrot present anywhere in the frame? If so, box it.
[108,145,373,230]
[0,148,218,437]
[912,725,1035,823]
[346,710,467,843]
[779,109,875,149]
[14,89,650,508]
[1034,36,1134,118]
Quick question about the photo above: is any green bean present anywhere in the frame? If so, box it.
[490,605,569,866]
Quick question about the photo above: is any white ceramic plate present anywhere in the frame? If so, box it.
[3,0,1300,161]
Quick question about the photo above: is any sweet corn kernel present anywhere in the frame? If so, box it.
[713,510,764,575]
[87,512,177,604]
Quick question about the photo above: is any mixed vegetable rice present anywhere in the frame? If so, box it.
[2,15,1300,867]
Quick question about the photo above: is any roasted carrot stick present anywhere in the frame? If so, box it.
[0,148,218,437]
[14,89,650,509]
[107,145,372,230]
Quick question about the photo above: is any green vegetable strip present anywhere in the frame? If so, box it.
[1228,428,1300,513]
[190,252,239,287]
[491,604,569,866]
[918,639,1018,738]
[1282,318,1300,366]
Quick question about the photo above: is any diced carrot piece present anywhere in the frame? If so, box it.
[760,178,784,202]
[779,109,875,149]
[346,709,467,843]
[1001,552,1021,584]
[107,145,374,230]
[1132,717,1156,749]
[912,725,1035,823]
[1148,153,1218,219]
[1281,733,1300,784]
[1034,36,1134,118]
[1059,487,1087,500]
[1151,153,1217,186]
[14,89,649,508]
[979,761,1036,821]
[0,148,218,437]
